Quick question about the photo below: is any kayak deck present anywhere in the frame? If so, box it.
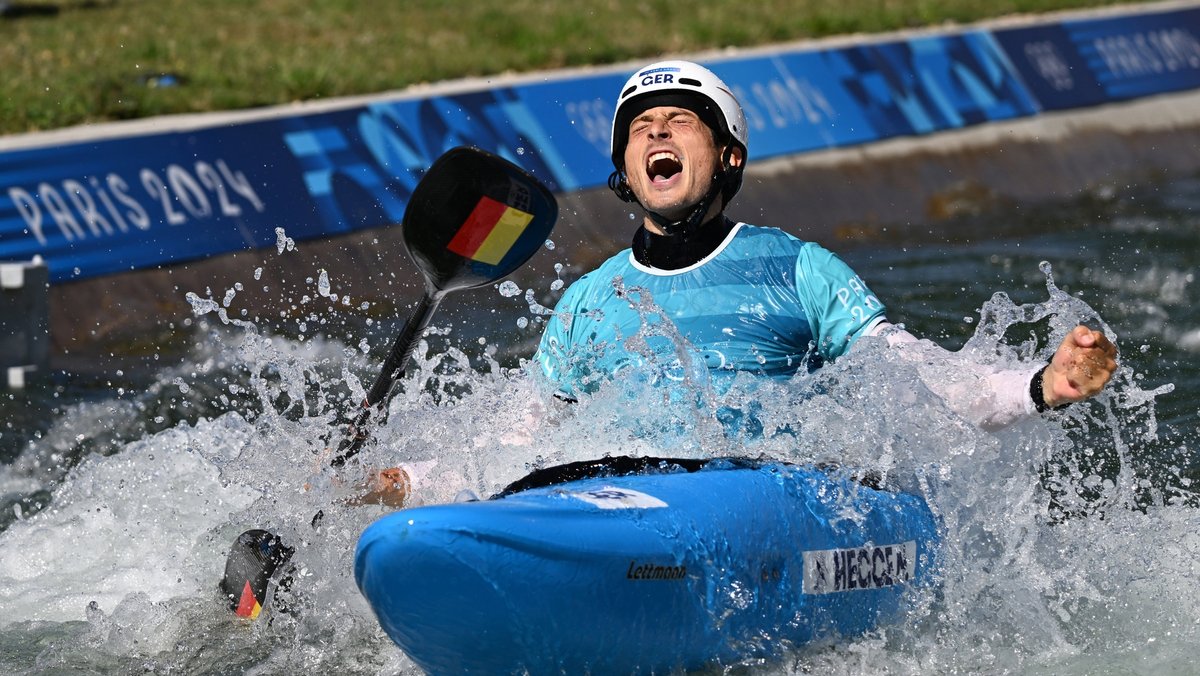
[355,461,939,674]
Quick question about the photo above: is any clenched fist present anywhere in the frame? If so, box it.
[1041,325,1119,409]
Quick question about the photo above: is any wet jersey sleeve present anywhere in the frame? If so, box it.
[534,284,584,399]
[793,243,886,361]
[533,272,612,400]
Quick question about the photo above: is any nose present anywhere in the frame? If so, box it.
[645,116,671,139]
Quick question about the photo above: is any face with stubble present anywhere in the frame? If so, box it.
[621,105,743,233]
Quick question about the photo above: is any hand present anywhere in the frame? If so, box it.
[1042,325,1118,409]
[348,466,412,508]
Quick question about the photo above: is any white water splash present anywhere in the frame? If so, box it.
[0,260,1192,675]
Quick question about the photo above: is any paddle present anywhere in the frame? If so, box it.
[220,146,559,619]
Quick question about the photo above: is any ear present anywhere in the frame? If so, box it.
[726,145,745,168]
[607,169,637,203]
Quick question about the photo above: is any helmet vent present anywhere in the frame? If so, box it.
[621,85,638,98]
[679,78,703,87]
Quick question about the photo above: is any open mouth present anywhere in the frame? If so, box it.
[647,151,683,183]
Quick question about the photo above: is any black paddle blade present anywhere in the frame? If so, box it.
[220,529,295,620]
[404,146,558,295]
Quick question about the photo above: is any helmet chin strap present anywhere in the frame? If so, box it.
[609,147,739,237]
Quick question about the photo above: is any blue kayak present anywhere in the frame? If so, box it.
[354,459,940,674]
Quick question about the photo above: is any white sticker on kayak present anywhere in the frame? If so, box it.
[802,541,916,594]
[569,486,668,510]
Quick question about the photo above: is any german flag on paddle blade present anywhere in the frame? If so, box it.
[234,580,263,619]
[220,528,293,621]
[445,195,534,265]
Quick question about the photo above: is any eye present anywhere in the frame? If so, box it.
[630,120,650,135]
[669,114,697,128]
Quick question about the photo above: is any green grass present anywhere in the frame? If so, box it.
[0,0,1163,135]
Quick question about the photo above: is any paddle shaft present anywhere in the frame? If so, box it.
[366,291,444,406]
[331,291,443,468]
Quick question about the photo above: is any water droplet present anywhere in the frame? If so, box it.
[317,270,331,297]
[184,292,220,316]
[544,239,556,250]
[498,281,522,297]
[517,317,529,329]
[275,227,295,253]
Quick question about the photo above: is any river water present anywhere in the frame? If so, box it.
[0,172,1197,675]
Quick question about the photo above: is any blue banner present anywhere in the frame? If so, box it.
[993,6,1200,110]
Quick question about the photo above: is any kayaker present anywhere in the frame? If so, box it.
[361,59,1119,507]
[533,59,1118,429]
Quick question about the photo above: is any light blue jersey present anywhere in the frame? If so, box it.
[535,223,886,399]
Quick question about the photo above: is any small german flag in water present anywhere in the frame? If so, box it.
[446,196,534,265]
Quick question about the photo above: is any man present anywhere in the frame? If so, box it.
[534,59,1117,429]
[365,59,1118,506]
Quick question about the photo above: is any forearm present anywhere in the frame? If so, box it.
[865,321,1042,430]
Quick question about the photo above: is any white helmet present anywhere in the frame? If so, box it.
[609,59,749,169]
